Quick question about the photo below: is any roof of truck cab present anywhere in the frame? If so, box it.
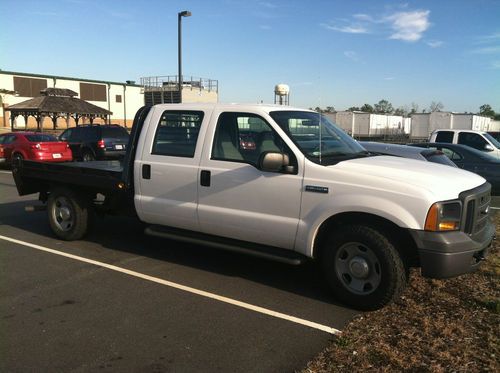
[150,103,315,112]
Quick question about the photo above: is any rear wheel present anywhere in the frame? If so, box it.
[12,152,23,165]
[47,187,92,240]
[81,150,95,162]
[320,224,407,310]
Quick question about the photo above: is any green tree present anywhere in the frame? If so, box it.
[479,104,495,118]
[393,106,408,116]
[325,106,335,113]
[374,99,394,114]
[360,103,374,113]
[347,106,360,112]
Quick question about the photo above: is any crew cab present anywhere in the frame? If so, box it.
[12,104,495,310]
[430,129,500,159]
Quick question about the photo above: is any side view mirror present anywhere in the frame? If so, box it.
[484,144,494,152]
[259,152,291,173]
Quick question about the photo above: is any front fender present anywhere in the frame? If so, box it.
[294,193,428,257]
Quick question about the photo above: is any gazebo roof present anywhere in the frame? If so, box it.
[7,88,112,116]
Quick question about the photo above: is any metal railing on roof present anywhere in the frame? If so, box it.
[140,75,218,93]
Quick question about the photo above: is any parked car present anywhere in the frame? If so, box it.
[410,142,500,195]
[429,129,500,159]
[58,125,130,161]
[359,141,457,167]
[0,132,72,165]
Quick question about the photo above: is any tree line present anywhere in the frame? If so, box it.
[311,100,500,120]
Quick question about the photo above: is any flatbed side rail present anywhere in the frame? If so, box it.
[12,160,124,196]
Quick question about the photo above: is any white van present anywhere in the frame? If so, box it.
[430,129,500,159]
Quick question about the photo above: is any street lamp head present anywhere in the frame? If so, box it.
[179,10,191,17]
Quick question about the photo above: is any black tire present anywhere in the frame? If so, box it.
[47,187,92,240]
[81,150,95,162]
[11,152,23,165]
[320,224,407,311]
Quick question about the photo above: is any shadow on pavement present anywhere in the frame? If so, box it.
[0,199,345,309]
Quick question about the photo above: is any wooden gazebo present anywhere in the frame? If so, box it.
[6,88,112,131]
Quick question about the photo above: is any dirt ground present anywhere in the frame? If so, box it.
[303,213,499,373]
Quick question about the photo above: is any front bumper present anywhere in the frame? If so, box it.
[409,221,495,279]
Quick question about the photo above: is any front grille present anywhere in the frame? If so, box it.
[460,183,491,236]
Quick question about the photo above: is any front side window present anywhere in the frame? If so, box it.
[212,112,295,170]
[458,132,487,150]
[483,133,500,148]
[269,110,366,165]
[152,111,204,157]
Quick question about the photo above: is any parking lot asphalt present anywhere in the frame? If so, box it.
[0,171,357,372]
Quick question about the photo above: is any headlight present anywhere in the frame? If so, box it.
[424,201,462,231]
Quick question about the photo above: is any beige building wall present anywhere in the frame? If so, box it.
[0,71,144,130]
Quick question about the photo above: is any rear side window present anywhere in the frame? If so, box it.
[152,111,204,157]
[435,131,454,143]
[102,127,129,140]
[25,134,58,142]
[69,128,83,141]
[59,129,72,141]
[458,132,487,150]
[82,127,99,142]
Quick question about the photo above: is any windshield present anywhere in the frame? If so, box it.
[269,110,366,165]
[483,133,500,149]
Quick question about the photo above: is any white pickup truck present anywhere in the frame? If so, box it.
[13,104,495,310]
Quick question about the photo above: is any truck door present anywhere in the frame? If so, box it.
[135,109,207,231]
[197,111,303,250]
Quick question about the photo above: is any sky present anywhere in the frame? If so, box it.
[1,0,499,113]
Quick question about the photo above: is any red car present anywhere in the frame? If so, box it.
[0,132,73,164]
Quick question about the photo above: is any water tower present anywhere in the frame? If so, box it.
[274,84,290,105]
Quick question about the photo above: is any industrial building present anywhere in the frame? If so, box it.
[0,71,219,131]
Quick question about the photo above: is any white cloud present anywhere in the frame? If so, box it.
[343,51,359,61]
[259,1,277,8]
[472,46,500,54]
[491,61,500,69]
[384,77,395,80]
[321,23,369,34]
[322,9,431,42]
[259,25,271,30]
[427,40,444,48]
[386,10,430,42]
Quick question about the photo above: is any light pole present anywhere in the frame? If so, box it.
[178,10,192,103]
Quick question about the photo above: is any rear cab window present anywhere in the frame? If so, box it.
[435,131,454,143]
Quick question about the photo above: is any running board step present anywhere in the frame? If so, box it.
[144,225,307,265]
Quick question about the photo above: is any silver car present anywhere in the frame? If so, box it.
[359,141,457,167]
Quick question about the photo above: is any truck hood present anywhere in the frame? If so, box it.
[329,155,486,200]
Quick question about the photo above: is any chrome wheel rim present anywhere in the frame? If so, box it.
[334,242,381,295]
[52,196,74,232]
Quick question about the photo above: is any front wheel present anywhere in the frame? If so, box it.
[320,224,407,310]
[47,187,92,240]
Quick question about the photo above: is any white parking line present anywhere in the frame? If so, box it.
[0,234,341,335]
[0,170,12,174]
